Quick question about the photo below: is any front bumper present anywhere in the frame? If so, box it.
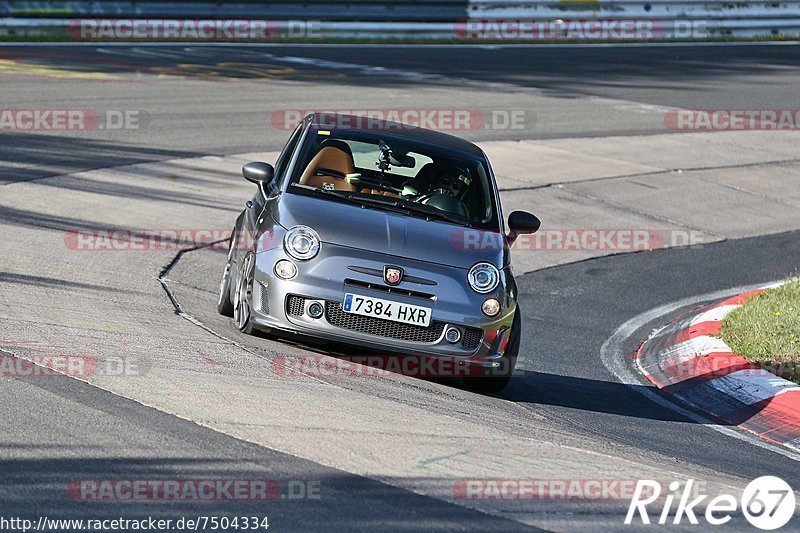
[248,243,516,368]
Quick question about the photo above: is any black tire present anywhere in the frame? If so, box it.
[216,231,236,317]
[233,252,257,335]
[464,310,521,394]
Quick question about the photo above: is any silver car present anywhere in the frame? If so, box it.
[218,113,540,392]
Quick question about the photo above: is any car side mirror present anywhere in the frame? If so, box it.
[242,161,275,185]
[507,210,541,245]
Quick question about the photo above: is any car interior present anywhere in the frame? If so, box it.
[298,139,357,192]
[295,137,494,224]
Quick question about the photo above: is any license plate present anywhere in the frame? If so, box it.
[342,293,432,327]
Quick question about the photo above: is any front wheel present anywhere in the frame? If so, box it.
[464,310,521,394]
[233,252,257,335]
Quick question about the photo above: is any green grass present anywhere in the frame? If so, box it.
[720,279,800,383]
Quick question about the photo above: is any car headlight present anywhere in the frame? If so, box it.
[481,298,501,317]
[468,262,500,294]
[284,225,320,260]
[274,259,298,280]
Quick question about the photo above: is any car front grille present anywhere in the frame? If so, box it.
[325,301,445,343]
[257,282,269,314]
[286,294,483,349]
[461,327,483,349]
[286,295,305,316]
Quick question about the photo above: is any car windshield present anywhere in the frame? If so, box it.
[286,127,499,229]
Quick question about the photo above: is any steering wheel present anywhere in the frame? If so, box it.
[416,191,436,203]
[419,192,469,219]
[417,187,454,204]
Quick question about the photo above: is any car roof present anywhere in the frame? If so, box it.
[306,113,485,158]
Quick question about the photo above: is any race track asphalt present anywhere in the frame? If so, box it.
[1,43,798,531]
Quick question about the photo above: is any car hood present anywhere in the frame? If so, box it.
[271,193,507,270]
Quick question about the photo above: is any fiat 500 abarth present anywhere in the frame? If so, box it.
[218,113,540,392]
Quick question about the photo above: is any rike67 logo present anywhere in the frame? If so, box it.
[626,477,795,530]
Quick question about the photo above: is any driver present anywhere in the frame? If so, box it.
[432,169,471,199]
[417,167,472,219]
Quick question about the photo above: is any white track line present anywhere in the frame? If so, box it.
[600,281,800,463]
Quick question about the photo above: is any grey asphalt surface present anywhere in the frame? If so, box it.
[4,43,799,107]
[2,43,799,181]
[0,355,532,531]
[1,43,799,530]
[194,43,800,108]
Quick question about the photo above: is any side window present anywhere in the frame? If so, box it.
[273,124,303,185]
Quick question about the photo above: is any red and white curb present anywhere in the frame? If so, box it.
[636,283,800,452]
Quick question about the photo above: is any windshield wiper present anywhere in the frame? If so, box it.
[341,194,469,225]
[297,186,470,226]
[299,186,357,204]
[393,201,471,226]
[341,194,419,217]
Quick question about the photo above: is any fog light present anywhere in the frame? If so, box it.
[274,259,297,280]
[482,298,501,317]
[445,327,461,344]
[307,302,324,319]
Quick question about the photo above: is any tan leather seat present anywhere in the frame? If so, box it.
[299,144,357,192]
